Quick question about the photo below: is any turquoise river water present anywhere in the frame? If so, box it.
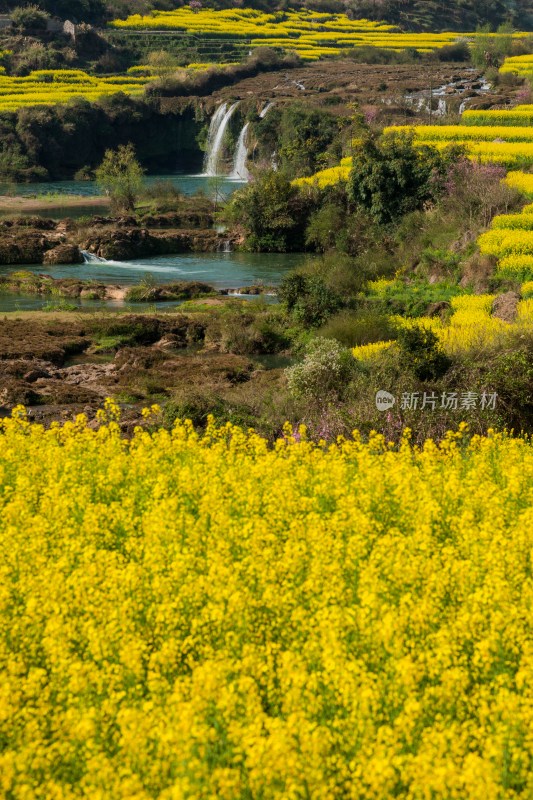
[0,252,310,313]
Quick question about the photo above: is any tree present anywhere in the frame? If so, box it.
[11,5,50,32]
[348,132,457,225]
[225,170,314,252]
[95,143,144,213]
[471,23,514,68]
[147,50,179,79]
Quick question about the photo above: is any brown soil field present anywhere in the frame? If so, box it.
[205,61,512,119]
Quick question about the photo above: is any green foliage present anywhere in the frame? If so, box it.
[318,309,398,347]
[397,325,451,381]
[277,105,343,179]
[286,336,358,400]
[225,171,313,252]
[484,343,533,430]
[0,143,44,182]
[436,40,471,62]
[471,23,515,68]
[347,132,459,225]
[95,143,144,212]
[11,5,49,31]
[279,273,342,327]
[344,0,533,32]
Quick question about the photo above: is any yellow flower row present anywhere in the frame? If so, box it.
[414,139,533,167]
[504,170,533,198]
[478,228,533,257]
[0,68,151,110]
[462,109,533,126]
[384,290,533,356]
[385,124,533,143]
[3,407,533,798]
[293,164,351,188]
[109,8,472,57]
[352,339,394,361]
[492,213,533,230]
[497,254,533,279]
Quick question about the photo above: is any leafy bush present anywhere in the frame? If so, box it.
[279,273,342,327]
[11,5,50,32]
[225,171,314,252]
[397,325,451,381]
[95,143,144,212]
[436,40,471,62]
[348,132,460,225]
[319,309,398,347]
[286,336,358,400]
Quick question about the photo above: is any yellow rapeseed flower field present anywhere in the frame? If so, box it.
[110,8,476,58]
[0,69,150,111]
[2,405,533,798]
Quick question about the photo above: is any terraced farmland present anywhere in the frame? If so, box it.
[0,68,150,112]
[110,8,485,59]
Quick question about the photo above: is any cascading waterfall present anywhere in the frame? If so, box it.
[259,101,274,119]
[204,101,240,176]
[81,250,107,264]
[229,101,274,181]
[203,102,227,174]
[230,123,250,180]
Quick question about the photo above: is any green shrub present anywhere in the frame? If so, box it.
[286,337,359,401]
[11,5,49,32]
[319,310,398,347]
[397,325,451,381]
[279,273,342,327]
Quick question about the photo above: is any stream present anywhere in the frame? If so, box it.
[0,251,311,313]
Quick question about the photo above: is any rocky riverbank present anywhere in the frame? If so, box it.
[0,212,240,266]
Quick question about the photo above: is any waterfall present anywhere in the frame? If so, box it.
[230,123,250,180]
[204,101,240,176]
[436,98,447,116]
[259,101,274,118]
[229,101,273,181]
[203,102,227,174]
[81,250,107,264]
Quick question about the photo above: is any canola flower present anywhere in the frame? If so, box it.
[491,213,533,230]
[351,339,394,361]
[2,406,533,798]
[384,128,533,167]
[500,54,533,76]
[497,254,533,280]
[462,109,533,127]
[367,277,400,295]
[0,68,151,111]
[388,295,526,355]
[110,8,477,59]
[521,279,533,296]
[517,297,533,320]
[504,171,533,199]
[478,229,533,258]
[384,124,533,144]
[293,164,351,188]
[473,185,533,279]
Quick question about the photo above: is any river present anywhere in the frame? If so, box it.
[0,251,311,313]
[0,174,245,199]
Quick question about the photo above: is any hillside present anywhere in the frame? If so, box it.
[0,0,532,31]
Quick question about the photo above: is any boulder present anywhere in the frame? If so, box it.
[43,244,83,265]
[492,291,519,323]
